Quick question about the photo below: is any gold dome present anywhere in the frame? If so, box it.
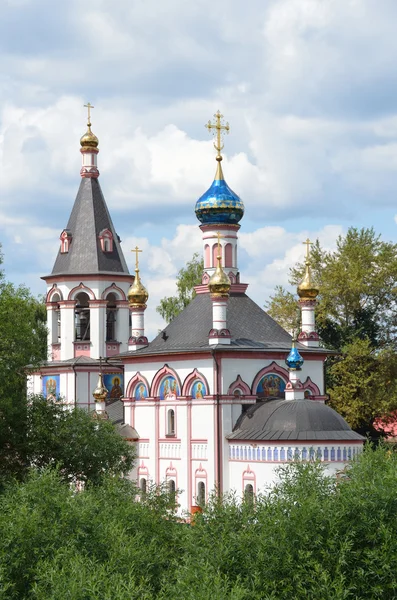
[209,254,231,297]
[128,269,149,307]
[297,261,319,300]
[80,123,99,148]
[93,372,108,401]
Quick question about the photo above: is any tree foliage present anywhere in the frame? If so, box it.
[157,253,203,323]
[24,395,135,485]
[0,248,47,481]
[2,446,397,599]
[266,228,397,432]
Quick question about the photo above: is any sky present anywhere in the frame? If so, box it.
[1,0,397,338]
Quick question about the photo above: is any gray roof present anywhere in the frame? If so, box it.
[120,292,329,356]
[227,398,365,442]
[50,178,129,277]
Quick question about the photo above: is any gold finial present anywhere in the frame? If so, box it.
[84,102,94,125]
[93,358,108,402]
[80,102,98,148]
[205,110,230,162]
[297,238,319,300]
[128,246,149,307]
[209,231,231,297]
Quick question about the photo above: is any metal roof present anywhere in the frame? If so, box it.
[120,292,331,356]
[227,398,365,442]
[50,178,129,277]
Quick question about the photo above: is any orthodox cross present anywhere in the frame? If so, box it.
[216,231,225,263]
[84,102,94,124]
[131,246,142,270]
[303,238,312,262]
[205,111,230,159]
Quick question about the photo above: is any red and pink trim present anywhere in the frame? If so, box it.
[182,368,210,397]
[228,375,251,397]
[151,365,183,398]
[251,361,289,394]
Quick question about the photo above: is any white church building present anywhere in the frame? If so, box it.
[29,109,364,513]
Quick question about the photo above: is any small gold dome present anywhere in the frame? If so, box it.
[209,255,231,297]
[93,372,108,401]
[128,269,149,307]
[80,123,99,148]
[297,262,319,300]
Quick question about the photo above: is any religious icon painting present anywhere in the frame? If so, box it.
[43,375,60,401]
[104,373,124,405]
[134,383,148,400]
[191,380,206,399]
[256,374,286,399]
[159,376,179,400]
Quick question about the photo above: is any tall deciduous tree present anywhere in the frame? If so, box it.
[25,395,136,485]
[157,253,203,323]
[0,247,48,481]
[265,228,397,432]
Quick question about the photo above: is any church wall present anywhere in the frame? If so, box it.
[228,443,363,496]
[124,358,214,396]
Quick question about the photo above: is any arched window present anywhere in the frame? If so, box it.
[167,409,175,436]
[244,483,254,504]
[75,292,90,341]
[139,478,147,495]
[50,293,61,344]
[225,243,233,267]
[197,481,206,506]
[168,479,176,496]
[212,243,219,267]
[204,244,210,269]
[106,293,117,341]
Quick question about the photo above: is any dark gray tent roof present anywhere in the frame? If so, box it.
[49,178,129,277]
[228,398,365,441]
[120,292,330,356]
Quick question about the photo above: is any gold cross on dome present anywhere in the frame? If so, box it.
[131,246,142,270]
[303,238,312,262]
[216,231,225,260]
[84,102,94,124]
[205,110,230,159]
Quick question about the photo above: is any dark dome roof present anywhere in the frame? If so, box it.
[227,398,365,442]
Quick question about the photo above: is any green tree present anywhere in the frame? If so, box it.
[327,339,397,432]
[157,253,203,323]
[0,249,47,482]
[265,285,300,334]
[266,228,397,433]
[288,228,397,350]
[24,395,135,486]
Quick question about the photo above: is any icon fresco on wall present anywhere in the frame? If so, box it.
[103,373,124,405]
[191,380,206,399]
[135,383,148,400]
[159,376,179,400]
[43,375,60,401]
[256,374,286,399]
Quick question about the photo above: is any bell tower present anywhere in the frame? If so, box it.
[30,105,133,408]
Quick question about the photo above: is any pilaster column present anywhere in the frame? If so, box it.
[59,300,76,361]
[89,300,107,358]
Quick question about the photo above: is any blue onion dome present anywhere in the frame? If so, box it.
[285,340,304,370]
[195,160,244,225]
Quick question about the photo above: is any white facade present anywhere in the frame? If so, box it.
[123,350,337,514]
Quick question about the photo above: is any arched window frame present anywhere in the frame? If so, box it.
[60,229,72,254]
[167,408,176,437]
[98,228,114,253]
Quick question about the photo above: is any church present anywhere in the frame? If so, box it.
[28,107,364,513]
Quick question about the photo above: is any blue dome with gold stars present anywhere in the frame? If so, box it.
[285,342,304,370]
[195,161,244,225]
